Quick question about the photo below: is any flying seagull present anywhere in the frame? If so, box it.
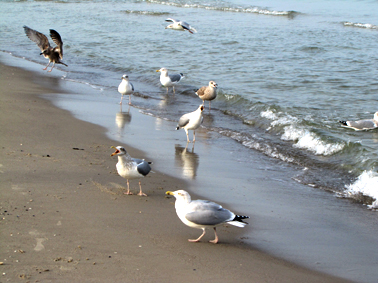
[166,190,249,244]
[339,112,378,130]
[111,146,152,196]
[156,67,184,93]
[165,18,197,34]
[196,81,218,110]
[118,74,134,105]
[176,105,204,143]
[23,25,67,72]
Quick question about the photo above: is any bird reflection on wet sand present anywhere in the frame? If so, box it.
[175,143,199,179]
[115,106,132,130]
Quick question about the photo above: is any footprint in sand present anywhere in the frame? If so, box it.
[29,230,46,251]
[34,238,46,251]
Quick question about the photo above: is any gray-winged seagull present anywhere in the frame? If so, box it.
[165,18,197,34]
[156,67,184,93]
[166,190,249,243]
[176,105,204,143]
[118,74,134,105]
[339,112,378,130]
[23,26,67,72]
[111,146,152,196]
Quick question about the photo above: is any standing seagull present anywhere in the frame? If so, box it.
[176,105,204,143]
[118,74,134,105]
[196,81,218,110]
[111,146,152,196]
[166,190,249,244]
[165,18,197,34]
[23,26,67,72]
[156,67,184,93]
[339,112,378,130]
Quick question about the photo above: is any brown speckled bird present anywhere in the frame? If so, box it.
[23,26,67,72]
[196,81,217,110]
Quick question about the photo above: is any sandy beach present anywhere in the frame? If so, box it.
[0,61,353,282]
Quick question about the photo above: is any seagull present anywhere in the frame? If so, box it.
[166,190,249,244]
[176,105,204,143]
[156,68,184,93]
[339,112,378,131]
[23,26,67,72]
[118,74,134,105]
[196,81,218,110]
[165,18,197,34]
[110,146,152,196]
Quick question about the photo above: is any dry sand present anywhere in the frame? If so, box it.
[0,62,352,282]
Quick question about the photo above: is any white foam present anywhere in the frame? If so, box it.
[261,110,299,128]
[282,125,344,156]
[345,170,378,210]
[343,22,378,29]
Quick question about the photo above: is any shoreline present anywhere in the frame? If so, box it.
[0,61,353,282]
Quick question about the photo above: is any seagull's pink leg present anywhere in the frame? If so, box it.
[43,61,51,70]
[48,62,56,72]
[209,227,219,244]
[137,181,147,197]
[124,179,133,195]
[188,228,206,242]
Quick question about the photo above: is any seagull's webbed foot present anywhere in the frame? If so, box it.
[138,182,147,197]
[209,228,219,244]
[124,191,133,195]
[188,229,206,242]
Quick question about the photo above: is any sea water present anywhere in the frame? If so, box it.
[1,0,378,281]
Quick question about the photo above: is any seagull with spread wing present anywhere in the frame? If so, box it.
[23,26,67,72]
[165,18,197,34]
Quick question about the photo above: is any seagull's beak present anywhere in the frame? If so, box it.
[156,69,161,72]
[110,146,120,156]
[165,191,174,196]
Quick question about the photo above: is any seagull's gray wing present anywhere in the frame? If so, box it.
[49,29,64,58]
[23,26,50,52]
[130,82,134,91]
[133,158,151,176]
[178,115,190,128]
[169,73,183,83]
[180,21,191,31]
[348,120,377,130]
[185,200,234,225]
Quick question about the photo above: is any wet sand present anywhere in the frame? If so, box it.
[0,62,352,282]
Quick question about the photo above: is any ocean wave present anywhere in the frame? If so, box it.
[343,22,378,30]
[138,0,298,17]
[344,170,378,210]
[261,109,344,156]
[122,10,170,16]
[216,128,295,163]
[282,125,344,156]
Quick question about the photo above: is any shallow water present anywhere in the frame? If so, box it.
[2,0,378,206]
[1,0,378,281]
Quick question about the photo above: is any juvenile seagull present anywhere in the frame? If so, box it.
[166,190,249,244]
[176,105,204,143]
[23,26,67,72]
[118,74,134,105]
[165,18,197,34]
[196,81,218,110]
[111,146,152,196]
[339,112,378,131]
[156,67,184,93]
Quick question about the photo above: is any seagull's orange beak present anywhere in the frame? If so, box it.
[110,146,120,156]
